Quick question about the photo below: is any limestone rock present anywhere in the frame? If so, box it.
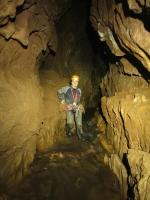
[127,0,150,13]
[120,58,142,77]
[0,0,66,188]
[0,0,24,25]
[127,149,150,200]
[90,0,150,72]
[11,8,32,46]
[23,0,36,9]
[104,154,127,200]
[100,61,148,97]
[101,88,150,155]
[0,22,15,39]
[90,0,150,199]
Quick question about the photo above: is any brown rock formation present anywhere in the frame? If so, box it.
[127,149,150,200]
[104,154,127,200]
[0,0,69,189]
[1,0,149,199]
[90,0,150,199]
[127,0,150,14]
[90,0,150,72]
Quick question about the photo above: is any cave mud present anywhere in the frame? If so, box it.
[7,134,121,200]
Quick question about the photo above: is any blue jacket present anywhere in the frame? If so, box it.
[57,86,81,105]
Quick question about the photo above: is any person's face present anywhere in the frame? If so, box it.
[71,79,79,88]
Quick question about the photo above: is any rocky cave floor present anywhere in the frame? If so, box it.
[7,120,121,200]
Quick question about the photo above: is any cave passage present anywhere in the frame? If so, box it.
[2,0,122,200]
[0,0,150,199]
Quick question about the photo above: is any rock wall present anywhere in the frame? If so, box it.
[90,0,150,72]
[90,0,150,199]
[0,0,71,189]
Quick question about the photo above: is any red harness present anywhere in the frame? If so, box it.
[71,88,78,103]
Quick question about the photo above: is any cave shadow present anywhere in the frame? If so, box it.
[85,2,119,79]
[122,0,150,32]
[122,153,135,199]
[125,54,150,81]
[26,149,122,200]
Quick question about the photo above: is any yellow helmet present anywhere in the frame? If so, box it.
[71,75,79,81]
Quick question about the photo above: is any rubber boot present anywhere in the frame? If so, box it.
[77,126,85,141]
[66,124,73,137]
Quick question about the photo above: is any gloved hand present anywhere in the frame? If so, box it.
[78,104,85,113]
[73,102,77,106]
[61,100,65,104]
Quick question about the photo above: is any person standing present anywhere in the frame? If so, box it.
[57,75,85,140]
